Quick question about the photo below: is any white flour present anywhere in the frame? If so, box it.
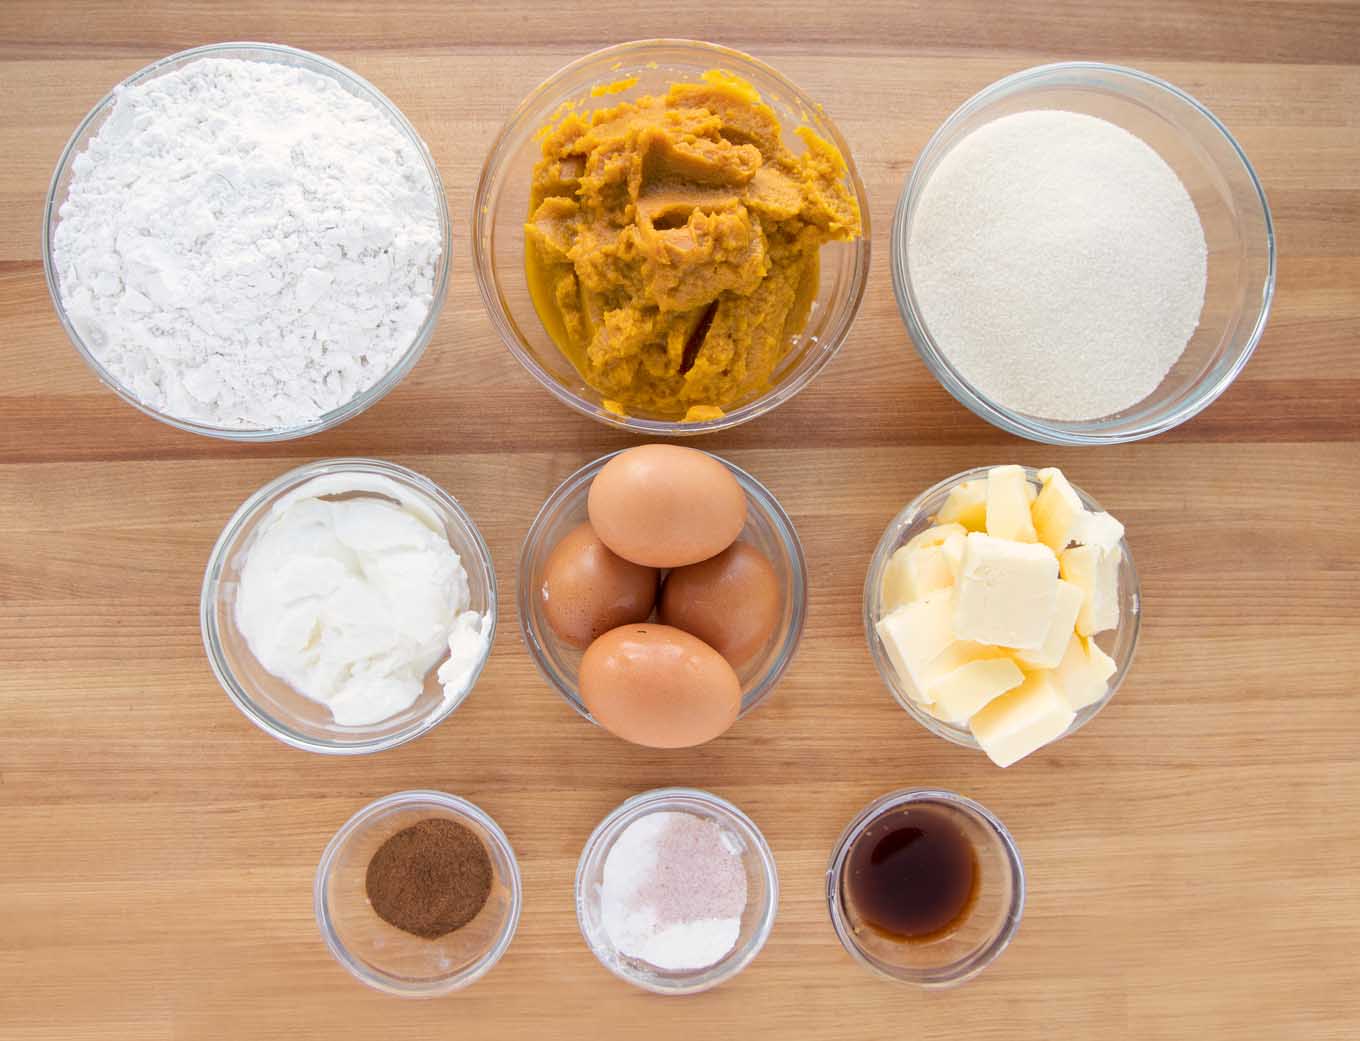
[908,110,1207,421]
[52,57,441,430]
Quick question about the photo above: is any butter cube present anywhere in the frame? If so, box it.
[1060,544,1120,636]
[941,532,966,578]
[875,589,955,704]
[882,544,953,609]
[1032,467,1085,552]
[904,522,967,554]
[953,533,1059,650]
[1013,579,1084,670]
[1075,511,1125,552]
[1051,633,1118,711]
[927,638,1008,678]
[936,479,987,531]
[969,672,1076,768]
[927,656,1025,725]
[986,465,1038,543]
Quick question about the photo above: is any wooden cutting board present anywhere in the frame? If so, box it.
[2,3,1357,1039]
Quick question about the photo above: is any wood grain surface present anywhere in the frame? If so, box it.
[2,3,1357,1039]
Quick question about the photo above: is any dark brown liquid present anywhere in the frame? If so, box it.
[843,804,978,942]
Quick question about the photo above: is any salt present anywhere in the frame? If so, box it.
[908,110,1207,421]
[599,811,748,972]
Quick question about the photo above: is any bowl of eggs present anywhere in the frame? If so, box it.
[518,445,807,748]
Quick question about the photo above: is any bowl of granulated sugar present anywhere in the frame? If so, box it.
[895,63,1275,445]
[43,42,451,441]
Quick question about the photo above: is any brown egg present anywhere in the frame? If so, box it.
[587,444,746,568]
[659,541,781,667]
[541,522,658,648]
[579,624,741,748]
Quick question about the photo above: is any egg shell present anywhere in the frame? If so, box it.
[579,623,741,748]
[659,540,781,667]
[541,522,658,648]
[587,445,747,568]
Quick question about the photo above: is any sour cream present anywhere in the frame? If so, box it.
[235,474,489,726]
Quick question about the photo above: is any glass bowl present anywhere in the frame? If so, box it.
[576,787,778,994]
[41,41,452,441]
[519,448,806,735]
[315,791,521,996]
[892,62,1275,444]
[827,788,1023,987]
[472,38,871,436]
[863,465,1140,755]
[201,458,496,755]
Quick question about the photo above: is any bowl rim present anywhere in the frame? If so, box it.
[41,40,453,442]
[200,457,498,755]
[516,447,808,730]
[891,60,1277,446]
[574,786,779,994]
[825,787,1025,987]
[471,37,872,437]
[862,464,1141,752]
[314,789,523,997]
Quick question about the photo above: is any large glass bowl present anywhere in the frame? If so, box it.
[519,449,807,735]
[41,41,452,441]
[863,466,1140,756]
[201,459,496,755]
[472,38,871,436]
[893,62,1275,444]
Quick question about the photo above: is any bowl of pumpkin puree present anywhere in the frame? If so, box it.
[473,40,871,434]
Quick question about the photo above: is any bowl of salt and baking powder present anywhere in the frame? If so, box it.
[47,43,1276,995]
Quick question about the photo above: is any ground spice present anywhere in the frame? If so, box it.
[365,818,493,939]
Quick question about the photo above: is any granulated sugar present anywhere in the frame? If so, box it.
[908,110,1207,421]
[52,58,441,430]
[599,810,748,972]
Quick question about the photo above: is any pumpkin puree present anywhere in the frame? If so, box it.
[525,72,862,421]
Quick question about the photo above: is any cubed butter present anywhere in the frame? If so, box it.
[1060,544,1120,636]
[953,533,1059,650]
[986,465,1038,543]
[969,672,1076,768]
[1075,511,1125,552]
[936,479,987,531]
[875,589,955,704]
[904,522,967,554]
[927,656,1025,725]
[882,543,954,608]
[1050,633,1118,711]
[1013,579,1084,670]
[941,532,966,578]
[1032,467,1085,552]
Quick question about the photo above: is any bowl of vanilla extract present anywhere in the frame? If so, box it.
[826,788,1024,987]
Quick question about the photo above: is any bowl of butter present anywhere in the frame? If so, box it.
[864,465,1140,767]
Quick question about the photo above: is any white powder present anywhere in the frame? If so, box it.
[600,811,747,973]
[908,110,1207,421]
[52,57,441,430]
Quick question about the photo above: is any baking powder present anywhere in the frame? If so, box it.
[600,811,748,972]
[52,57,441,430]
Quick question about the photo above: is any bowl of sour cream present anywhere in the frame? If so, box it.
[201,458,496,754]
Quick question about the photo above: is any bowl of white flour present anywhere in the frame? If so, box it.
[43,42,450,440]
[894,63,1275,445]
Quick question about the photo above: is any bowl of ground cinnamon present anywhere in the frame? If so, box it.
[314,790,521,996]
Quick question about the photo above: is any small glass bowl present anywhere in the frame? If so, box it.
[576,787,778,994]
[472,38,871,436]
[893,62,1275,444]
[315,791,522,996]
[863,466,1140,755]
[201,458,496,755]
[41,41,452,441]
[518,449,806,734]
[828,788,1023,987]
